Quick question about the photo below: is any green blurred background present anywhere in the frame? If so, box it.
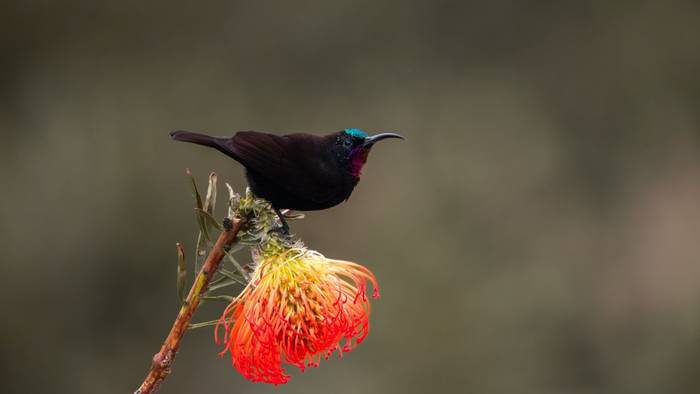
[2,1,700,393]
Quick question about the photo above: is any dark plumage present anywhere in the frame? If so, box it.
[170,128,403,228]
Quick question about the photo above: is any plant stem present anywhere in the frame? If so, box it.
[135,216,245,393]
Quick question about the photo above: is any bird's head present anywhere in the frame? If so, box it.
[336,128,404,177]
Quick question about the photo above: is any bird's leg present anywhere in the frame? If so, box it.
[271,207,290,235]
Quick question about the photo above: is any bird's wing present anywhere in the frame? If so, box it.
[222,131,290,175]
[221,131,340,205]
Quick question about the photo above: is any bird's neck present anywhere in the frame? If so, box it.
[348,147,370,177]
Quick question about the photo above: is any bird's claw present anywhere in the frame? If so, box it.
[270,208,291,238]
[267,224,290,238]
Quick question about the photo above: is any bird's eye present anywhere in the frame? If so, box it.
[343,139,353,148]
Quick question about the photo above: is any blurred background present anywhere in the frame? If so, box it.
[2,1,700,393]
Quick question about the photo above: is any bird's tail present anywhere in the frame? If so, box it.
[170,130,221,149]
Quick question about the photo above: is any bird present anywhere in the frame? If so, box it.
[170,128,404,232]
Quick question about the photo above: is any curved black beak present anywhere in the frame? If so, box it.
[363,132,404,148]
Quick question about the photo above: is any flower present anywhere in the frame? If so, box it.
[215,245,379,384]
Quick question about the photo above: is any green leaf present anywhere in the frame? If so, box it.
[219,268,247,285]
[208,277,241,291]
[195,208,223,231]
[188,319,223,330]
[226,243,245,254]
[204,172,217,215]
[176,243,187,304]
[201,295,235,303]
[186,168,204,210]
[197,215,212,243]
[187,169,211,244]
[223,249,250,280]
[225,182,239,218]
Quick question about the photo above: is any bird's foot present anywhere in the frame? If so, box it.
[269,208,291,238]
[267,224,290,238]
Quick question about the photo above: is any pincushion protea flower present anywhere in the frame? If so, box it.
[215,244,379,384]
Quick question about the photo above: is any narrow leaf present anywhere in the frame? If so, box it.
[187,169,211,243]
[226,182,240,219]
[176,243,187,304]
[201,295,235,302]
[204,172,217,215]
[223,248,250,280]
[186,168,204,210]
[208,278,239,291]
[226,243,245,254]
[188,319,223,330]
[195,208,223,231]
[209,271,231,287]
[219,268,247,285]
[194,212,211,245]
